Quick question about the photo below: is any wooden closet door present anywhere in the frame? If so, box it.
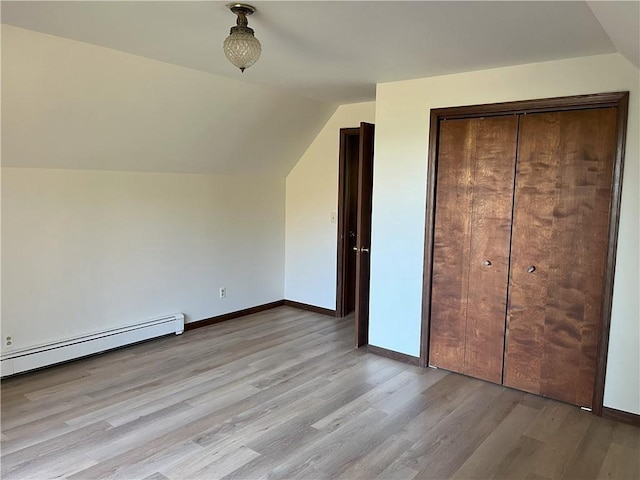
[430,115,518,383]
[504,108,617,407]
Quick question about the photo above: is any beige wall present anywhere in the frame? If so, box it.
[285,102,376,309]
[0,24,329,357]
[369,54,639,414]
[1,25,336,176]
[1,168,285,351]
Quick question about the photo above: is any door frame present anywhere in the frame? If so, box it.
[420,91,629,416]
[336,127,360,318]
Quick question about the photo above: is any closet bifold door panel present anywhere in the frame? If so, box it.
[429,115,518,383]
[504,108,618,408]
[424,92,628,414]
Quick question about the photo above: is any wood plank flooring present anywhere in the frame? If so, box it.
[2,306,638,479]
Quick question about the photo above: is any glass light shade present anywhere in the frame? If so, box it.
[223,30,262,72]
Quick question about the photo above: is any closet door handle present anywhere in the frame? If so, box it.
[527,265,536,273]
[483,260,492,267]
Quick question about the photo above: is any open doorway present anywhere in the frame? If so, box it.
[335,122,375,348]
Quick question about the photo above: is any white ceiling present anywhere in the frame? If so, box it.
[2,1,638,104]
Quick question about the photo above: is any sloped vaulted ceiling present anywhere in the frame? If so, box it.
[588,1,640,68]
[2,1,638,175]
[1,25,337,175]
[4,1,638,102]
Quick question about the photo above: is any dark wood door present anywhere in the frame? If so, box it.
[504,108,618,407]
[336,128,360,318]
[354,122,375,347]
[345,134,360,313]
[429,116,518,383]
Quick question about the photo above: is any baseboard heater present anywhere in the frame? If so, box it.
[1,313,184,377]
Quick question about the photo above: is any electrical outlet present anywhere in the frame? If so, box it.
[5,336,13,348]
[219,287,226,299]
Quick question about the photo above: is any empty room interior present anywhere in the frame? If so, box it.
[1,1,639,479]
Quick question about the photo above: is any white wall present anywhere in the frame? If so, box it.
[369,54,640,414]
[284,102,376,309]
[0,24,330,359]
[1,168,285,352]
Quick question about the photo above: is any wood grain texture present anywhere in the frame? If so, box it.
[429,117,476,373]
[336,128,361,318]
[354,122,375,347]
[464,115,518,383]
[430,115,517,383]
[421,92,629,413]
[425,91,629,120]
[1,306,638,479]
[345,133,360,314]
[592,92,629,415]
[504,108,618,408]
[420,109,442,368]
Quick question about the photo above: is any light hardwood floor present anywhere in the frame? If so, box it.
[1,306,638,479]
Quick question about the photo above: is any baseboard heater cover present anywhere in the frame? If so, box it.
[1,313,184,377]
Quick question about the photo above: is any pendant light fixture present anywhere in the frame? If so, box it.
[223,3,261,72]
